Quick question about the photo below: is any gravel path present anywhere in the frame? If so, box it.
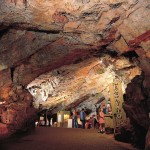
[0,127,137,150]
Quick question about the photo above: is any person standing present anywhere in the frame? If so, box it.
[73,108,78,128]
[101,102,106,114]
[44,110,47,126]
[95,104,99,115]
[47,110,52,127]
[93,115,98,129]
[98,108,105,133]
[106,102,112,114]
[80,108,86,129]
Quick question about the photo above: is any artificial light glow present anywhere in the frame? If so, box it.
[64,114,69,121]
[0,101,6,105]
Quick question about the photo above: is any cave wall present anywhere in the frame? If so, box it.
[123,74,150,149]
[0,82,36,137]
[0,0,149,146]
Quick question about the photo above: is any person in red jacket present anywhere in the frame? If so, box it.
[98,108,105,133]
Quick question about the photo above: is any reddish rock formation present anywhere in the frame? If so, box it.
[0,0,149,148]
[0,84,36,137]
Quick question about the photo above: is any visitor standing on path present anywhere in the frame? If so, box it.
[47,110,52,127]
[73,108,78,128]
[98,108,105,133]
[80,108,86,129]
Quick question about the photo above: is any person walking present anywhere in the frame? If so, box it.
[80,108,86,129]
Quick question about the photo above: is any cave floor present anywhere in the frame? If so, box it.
[0,127,137,150]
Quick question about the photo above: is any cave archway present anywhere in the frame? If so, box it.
[0,0,150,149]
[26,55,140,113]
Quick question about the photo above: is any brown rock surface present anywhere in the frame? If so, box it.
[0,0,149,148]
[145,127,150,150]
[123,74,150,149]
[0,84,36,137]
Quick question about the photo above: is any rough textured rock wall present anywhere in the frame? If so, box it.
[0,0,149,85]
[0,0,149,146]
[123,74,150,149]
[145,127,150,150]
[27,56,141,113]
[0,74,36,137]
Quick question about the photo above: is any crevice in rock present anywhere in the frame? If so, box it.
[116,65,136,71]
[1,22,62,34]
[126,6,141,18]
[0,28,9,40]
[109,2,123,9]
[26,29,61,34]
[122,51,139,59]
[120,34,129,46]
[128,0,139,9]
[10,67,15,82]
[93,48,118,58]
[73,57,83,64]
[109,16,120,25]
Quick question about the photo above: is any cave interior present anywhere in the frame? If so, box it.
[0,0,150,149]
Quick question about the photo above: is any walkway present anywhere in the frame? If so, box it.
[0,127,137,150]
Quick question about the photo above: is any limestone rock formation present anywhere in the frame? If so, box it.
[0,0,150,148]
[27,56,141,114]
[0,84,36,137]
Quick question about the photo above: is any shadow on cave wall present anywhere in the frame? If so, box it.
[119,73,150,149]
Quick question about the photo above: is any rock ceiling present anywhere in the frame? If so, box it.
[27,56,141,113]
[0,0,150,112]
[0,0,150,147]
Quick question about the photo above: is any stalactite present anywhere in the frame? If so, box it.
[23,0,27,8]
[10,0,27,8]
[11,0,17,5]
[14,0,17,5]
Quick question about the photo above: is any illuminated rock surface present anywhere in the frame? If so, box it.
[0,0,149,149]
